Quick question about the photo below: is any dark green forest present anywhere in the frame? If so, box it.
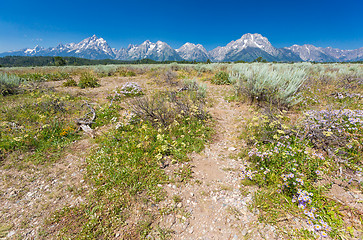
[0,56,198,67]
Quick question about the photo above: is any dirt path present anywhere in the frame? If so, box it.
[0,139,91,239]
[159,83,280,239]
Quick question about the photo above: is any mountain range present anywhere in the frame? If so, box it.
[1,34,362,62]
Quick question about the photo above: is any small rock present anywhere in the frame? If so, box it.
[7,231,16,237]
[228,147,237,151]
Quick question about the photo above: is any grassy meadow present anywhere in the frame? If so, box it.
[0,62,362,239]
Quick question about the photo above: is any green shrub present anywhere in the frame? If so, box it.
[211,71,231,85]
[182,78,207,100]
[17,73,45,82]
[0,73,24,96]
[119,70,136,77]
[93,65,118,77]
[17,72,71,82]
[63,78,77,87]
[231,64,306,108]
[126,71,136,77]
[78,72,100,88]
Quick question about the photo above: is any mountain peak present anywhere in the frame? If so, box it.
[209,33,280,61]
[242,33,263,39]
[0,33,361,62]
[177,42,209,61]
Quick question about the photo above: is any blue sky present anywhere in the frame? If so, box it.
[0,0,362,52]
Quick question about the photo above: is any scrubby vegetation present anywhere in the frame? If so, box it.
[211,71,231,85]
[0,62,362,239]
[230,64,306,108]
[236,63,362,239]
[78,72,100,88]
[0,73,24,95]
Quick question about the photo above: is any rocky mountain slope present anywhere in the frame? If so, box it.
[1,34,361,62]
[285,44,363,62]
[176,43,210,62]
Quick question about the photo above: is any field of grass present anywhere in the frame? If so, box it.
[0,62,362,239]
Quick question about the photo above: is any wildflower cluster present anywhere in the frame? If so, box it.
[304,109,363,131]
[241,164,256,181]
[293,189,312,208]
[35,93,68,114]
[332,92,363,100]
[292,189,332,238]
[279,167,305,195]
[120,82,143,97]
[302,109,363,159]
[60,126,75,137]
[115,111,137,129]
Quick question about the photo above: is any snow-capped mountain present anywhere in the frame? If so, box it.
[68,35,116,59]
[120,40,182,61]
[209,33,301,62]
[176,43,210,61]
[0,35,117,59]
[285,45,339,62]
[24,45,45,55]
[285,45,363,62]
[0,34,361,62]
[0,45,46,57]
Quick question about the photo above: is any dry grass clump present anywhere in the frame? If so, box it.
[129,79,208,127]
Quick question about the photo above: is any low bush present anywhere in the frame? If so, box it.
[181,78,207,100]
[231,64,306,108]
[78,72,100,88]
[93,65,118,77]
[130,89,208,127]
[211,71,231,85]
[18,72,71,82]
[162,70,178,85]
[0,73,24,96]
[62,78,77,87]
[119,69,136,77]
